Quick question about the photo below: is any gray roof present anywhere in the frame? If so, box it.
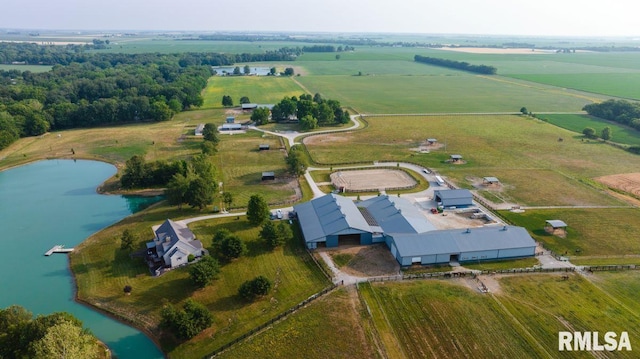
[222,123,242,129]
[450,154,463,159]
[155,219,195,244]
[483,176,500,183]
[546,220,567,228]
[392,226,536,257]
[434,189,473,203]
[359,195,436,234]
[294,194,371,243]
[427,138,437,142]
[262,171,275,176]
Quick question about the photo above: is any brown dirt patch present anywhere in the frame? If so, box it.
[330,169,416,192]
[596,173,640,197]
[329,244,400,277]
[544,226,567,239]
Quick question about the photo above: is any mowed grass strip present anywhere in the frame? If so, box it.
[497,274,640,358]
[201,76,303,109]
[540,113,640,146]
[71,204,330,358]
[217,288,376,359]
[295,74,595,113]
[358,281,543,358]
[501,208,640,258]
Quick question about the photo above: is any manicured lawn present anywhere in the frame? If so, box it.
[201,76,303,109]
[217,289,376,359]
[501,208,640,258]
[540,113,640,146]
[70,204,330,358]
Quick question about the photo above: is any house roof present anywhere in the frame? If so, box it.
[392,226,536,257]
[155,219,195,244]
[359,195,436,234]
[294,193,371,243]
[546,220,567,228]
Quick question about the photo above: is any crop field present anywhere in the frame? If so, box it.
[215,131,296,207]
[501,208,640,260]
[497,274,640,358]
[218,288,376,359]
[509,73,640,100]
[0,64,52,72]
[295,74,599,113]
[71,206,329,358]
[305,115,640,179]
[540,114,640,146]
[201,76,304,109]
[358,281,541,358]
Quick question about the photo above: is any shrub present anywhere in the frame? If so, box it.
[238,276,272,301]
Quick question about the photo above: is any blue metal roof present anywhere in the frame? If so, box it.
[391,226,536,257]
[359,195,436,234]
[294,194,371,243]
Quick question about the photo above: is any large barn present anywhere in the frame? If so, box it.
[434,189,473,208]
[294,194,536,265]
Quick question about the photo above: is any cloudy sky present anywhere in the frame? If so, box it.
[2,0,637,37]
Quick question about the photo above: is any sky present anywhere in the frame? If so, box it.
[2,0,638,37]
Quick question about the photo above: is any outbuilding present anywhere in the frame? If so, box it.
[261,171,275,181]
[386,226,536,266]
[483,177,500,185]
[450,154,463,162]
[545,220,568,236]
[194,124,205,136]
[259,144,270,151]
[434,189,473,208]
[221,123,242,131]
[226,116,235,123]
[427,138,437,145]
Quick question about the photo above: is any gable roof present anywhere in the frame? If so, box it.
[546,220,567,228]
[434,189,473,200]
[294,193,371,243]
[359,195,436,234]
[155,219,195,244]
[392,226,536,257]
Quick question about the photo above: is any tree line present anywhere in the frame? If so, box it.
[414,55,497,75]
[583,100,640,130]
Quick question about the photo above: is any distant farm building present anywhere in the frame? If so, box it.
[427,138,437,145]
[194,124,205,136]
[294,194,536,265]
[261,171,275,181]
[483,177,500,186]
[226,116,235,123]
[259,144,270,151]
[545,220,568,237]
[220,123,242,131]
[242,103,275,111]
[450,154,463,162]
[434,189,473,208]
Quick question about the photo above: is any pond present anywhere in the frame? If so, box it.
[0,159,164,359]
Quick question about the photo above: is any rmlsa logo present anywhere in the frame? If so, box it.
[559,332,632,351]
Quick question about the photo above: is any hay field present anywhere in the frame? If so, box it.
[596,173,640,197]
[201,76,304,109]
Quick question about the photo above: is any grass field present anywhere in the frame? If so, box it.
[358,281,542,358]
[295,74,599,113]
[501,208,640,259]
[70,205,330,358]
[539,114,640,146]
[510,73,640,100]
[0,64,52,72]
[359,275,640,359]
[201,76,304,109]
[217,288,377,359]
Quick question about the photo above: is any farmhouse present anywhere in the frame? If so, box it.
[294,194,536,265]
[261,171,275,180]
[434,189,474,208]
[146,219,207,274]
[194,123,205,136]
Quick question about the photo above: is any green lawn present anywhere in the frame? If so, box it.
[0,64,52,72]
[70,205,330,358]
[540,113,640,146]
[201,76,304,109]
[501,208,640,258]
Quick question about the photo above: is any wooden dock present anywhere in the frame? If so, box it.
[44,245,74,256]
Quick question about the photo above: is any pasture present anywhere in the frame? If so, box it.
[510,73,640,100]
[540,113,640,146]
[70,205,329,358]
[217,289,376,359]
[501,208,640,260]
[294,74,600,113]
[201,76,304,109]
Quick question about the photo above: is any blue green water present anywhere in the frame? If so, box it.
[0,159,164,359]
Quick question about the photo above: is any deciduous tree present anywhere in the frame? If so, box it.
[246,194,270,225]
[220,234,246,259]
[120,229,137,252]
[251,107,270,125]
[601,126,612,141]
[188,256,220,288]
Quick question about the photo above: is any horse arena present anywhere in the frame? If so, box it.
[330,169,416,192]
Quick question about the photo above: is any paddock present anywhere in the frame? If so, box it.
[330,169,416,192]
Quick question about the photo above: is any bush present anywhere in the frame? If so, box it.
[220,235,246,259]
[188,256,220,288]
[160,299,213,340]
[238,276,272,301]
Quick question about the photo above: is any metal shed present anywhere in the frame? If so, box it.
[434,189,473,208]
